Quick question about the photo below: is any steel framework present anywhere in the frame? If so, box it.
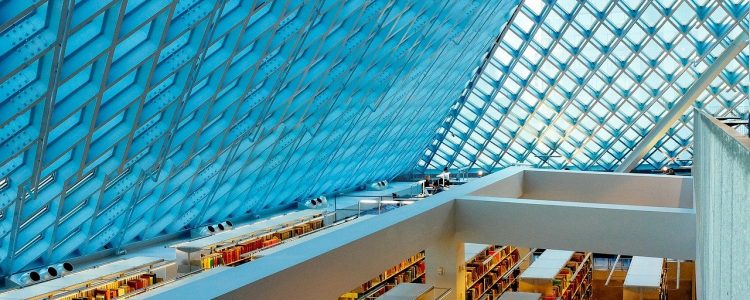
[0,0,518,274]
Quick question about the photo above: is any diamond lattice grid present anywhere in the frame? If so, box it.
[0,0,518,274]
[422,0,749,172]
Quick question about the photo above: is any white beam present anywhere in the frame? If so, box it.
[616,33,749,173]
[456,196,695,259]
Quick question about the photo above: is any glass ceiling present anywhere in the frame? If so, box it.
[421,0,749,172]
[0,0,517,274]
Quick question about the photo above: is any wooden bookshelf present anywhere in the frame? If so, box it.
[0,257,176,300]
[464,244,524,300]
[499,292,542,300]
[172,210,326,272]
[378,283,434,300]
[519,250,593,300]
[623,257,666,300]
[340,251,426,300]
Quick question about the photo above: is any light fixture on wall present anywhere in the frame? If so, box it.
[367,180,388,190]
[304,196,328,209]
[39,266,58,280]
[10,261,74,287]
[51,262,74,276]
[11,271,41,286]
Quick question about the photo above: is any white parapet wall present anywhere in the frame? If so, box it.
[694,111,750,300]
[134,168,697,300]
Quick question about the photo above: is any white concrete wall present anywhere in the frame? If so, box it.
[469,169,693,209]
[456,196,695,259]
[694,111,750,300]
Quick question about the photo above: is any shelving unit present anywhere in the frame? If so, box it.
[623,256,666,300]
[171,209,326,273]
[519,250,592,300]
[498,292,542,300]
[340,251,426,300]
[464,244,523,300]
[376,283,434,300]
[0,257,176,300]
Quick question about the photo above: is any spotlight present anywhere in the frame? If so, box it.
[39,267,57,280]
[60,262,74,273]
[13,271,41,285]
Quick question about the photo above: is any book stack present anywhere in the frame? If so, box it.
[60,273,161,300]
[198,217,324,271]
[391,260,426,285]
[180,214,328,272]
[521,251,592,300]
[361,252,425,291]
[262,236,280,248]
[201,253,223,269]
[294,223,311,235]
[568,254,592,300]
[466,246,522,300]
[339,251,426,300]
[220,246,243,265]
[239,238,264,252]
[274,227,294,240]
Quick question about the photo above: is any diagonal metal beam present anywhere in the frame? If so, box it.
[616,33,749,173]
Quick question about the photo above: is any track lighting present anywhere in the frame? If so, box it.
[9,261,74,287]
[368,180,389,191]
[12,271,41,286]
[304,196,328,209]
[39,266,57,280]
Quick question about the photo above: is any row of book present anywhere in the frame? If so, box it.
[465,245,514,288]
[339,251,426,299]
[359,252,425,292]
[200,216,324,269]
[360,260,427,300]
[476,270,521,300]
[545,252,592,300]
[201,236,283,269]
[58,273,161,300]
[466,247,521,300]
[390,260,426,285]
[566,255,592,300]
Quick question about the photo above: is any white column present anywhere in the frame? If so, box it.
[426,233,464,300]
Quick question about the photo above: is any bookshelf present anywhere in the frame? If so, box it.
[464,244,523,300]
[340,251,426,300]
[377,283,434,300]
[519,250,593,300]
[498,292,542,300]
[0,257,176,300]
[172,209,326,273]
[623,256,666,300]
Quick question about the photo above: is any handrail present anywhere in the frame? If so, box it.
[568,252,592,283]
[605,254,621,286]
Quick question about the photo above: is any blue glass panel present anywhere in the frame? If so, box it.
[0,0,518,273]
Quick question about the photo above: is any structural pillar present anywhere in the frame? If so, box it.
[424,198,465,300]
